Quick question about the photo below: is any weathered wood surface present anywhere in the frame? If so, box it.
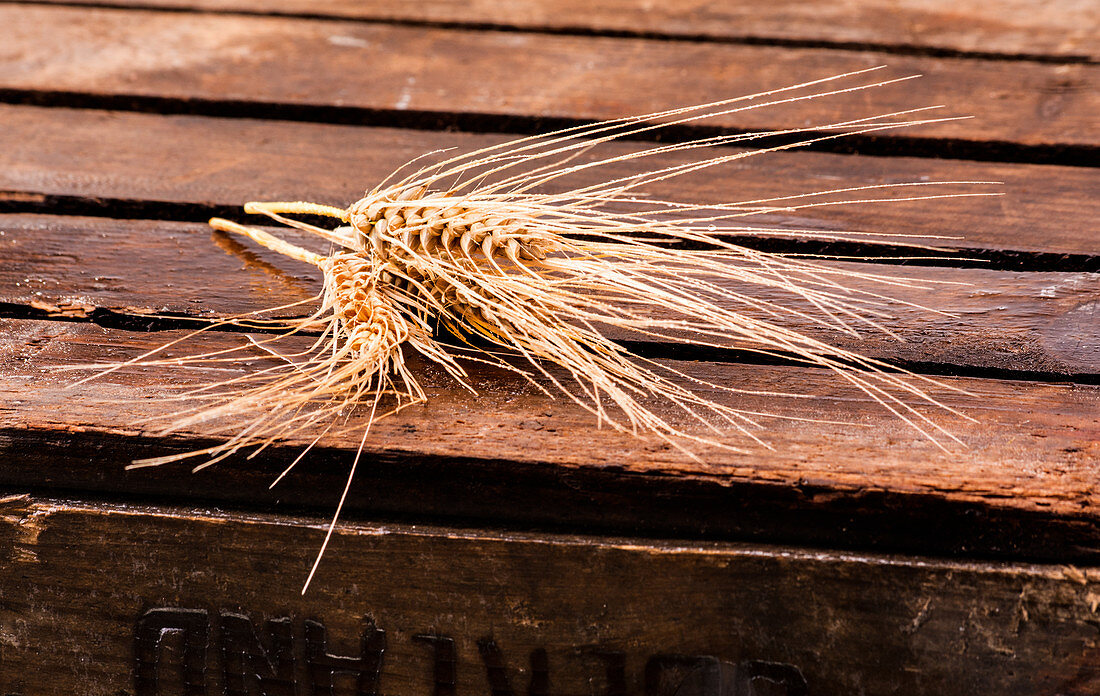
[21,0,1100,61]
[1,0,1099,689]
[1,495,1098,696]
[1,5,1098,150]
[0,9,1095,563]
[2,318,1098,563]
[3,214,1099,376]
[1,105,1098,261]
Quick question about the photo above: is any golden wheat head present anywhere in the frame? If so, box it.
[73,67,1000,590]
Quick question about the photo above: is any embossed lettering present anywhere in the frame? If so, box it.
[646,655,808,696]
[736,660,807,696]
[646,654,717,696]
[591,651,627,696]
[477,639,551,696]
[414,635,457,696]
[220,613,296,696]
[134,608,210,696]
[127,606,807,696]
[527,648,550,696]
[304,619,386,696]
[477,638,513,696]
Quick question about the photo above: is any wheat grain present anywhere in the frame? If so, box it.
[75,68,999,590]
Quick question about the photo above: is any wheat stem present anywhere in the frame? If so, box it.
[70,72,992,590]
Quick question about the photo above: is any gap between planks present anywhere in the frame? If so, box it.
[2,318,1097,519]
[1,315,1097,564]
[7,0,1099,63]
[1,215,1098,377]
[0,5,1098,157]
[0,105,1097,260]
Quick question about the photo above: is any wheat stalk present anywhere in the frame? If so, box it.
[77,68,998,590]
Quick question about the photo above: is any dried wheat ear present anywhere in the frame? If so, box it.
[81,69,997,588]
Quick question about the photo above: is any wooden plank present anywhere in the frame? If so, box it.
[21,0,1100,61]
[1,495,1098,696]
[1,105,1097,259]
[3,214,1099,376]
[1,6,1098,149]
[1,318,1097,562]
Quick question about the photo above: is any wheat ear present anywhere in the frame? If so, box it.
[77,69,999,591]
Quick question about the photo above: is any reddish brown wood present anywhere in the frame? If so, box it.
[1,2,1096,691]
[1,6,1097,148]
[1,319,1097,523]
[2,214,1098,375]
[20,0,1100,60]
[1,106,1097,258]
[1,495,1098,696]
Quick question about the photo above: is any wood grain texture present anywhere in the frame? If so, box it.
[19,0,1100,60]
[1,1,1096,689]
[1,106,1098,258]
[1,495,1098,696]
[1,318,1097,557]
[1,5,1098,149]
[2,214,1099,375]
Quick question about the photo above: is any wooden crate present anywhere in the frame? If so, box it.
[1,2,1098,694]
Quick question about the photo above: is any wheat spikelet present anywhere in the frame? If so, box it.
[76,68,999,590]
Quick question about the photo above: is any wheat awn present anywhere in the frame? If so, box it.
[75,68,998,590]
